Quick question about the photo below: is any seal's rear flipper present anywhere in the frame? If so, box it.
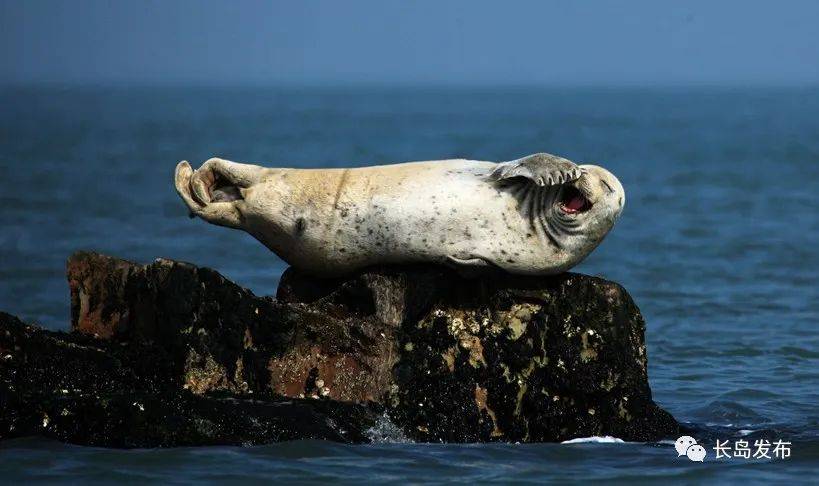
[211,184,243,203]
[174,158,262,229]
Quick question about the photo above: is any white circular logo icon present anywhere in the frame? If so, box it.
[675,436,706,462]
[686,444,707,462]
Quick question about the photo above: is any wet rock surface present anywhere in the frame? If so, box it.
[0,251,677,447]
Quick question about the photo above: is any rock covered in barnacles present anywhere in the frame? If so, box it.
[276,265,678,442]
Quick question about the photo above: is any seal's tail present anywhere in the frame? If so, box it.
[173,157,263,229]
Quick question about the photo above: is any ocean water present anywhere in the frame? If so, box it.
[1,86,818,483]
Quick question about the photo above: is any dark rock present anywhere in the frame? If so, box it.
[0,251,677,447]
[0,312,378,447]
[276,265,679,442]
[66,251,396,400]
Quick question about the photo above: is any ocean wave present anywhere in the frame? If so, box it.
[561,436,625,444]
[365,413,413,444]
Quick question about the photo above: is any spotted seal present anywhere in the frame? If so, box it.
[174,153,624,276]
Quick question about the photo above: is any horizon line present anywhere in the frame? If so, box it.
[3,80,819,91]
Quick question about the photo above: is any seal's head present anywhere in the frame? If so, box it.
[549,164,625,265]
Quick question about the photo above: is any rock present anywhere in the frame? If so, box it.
[66,251,395,399]
[1,251,677,447]
[0,311,379,447]
[275,265,679,442]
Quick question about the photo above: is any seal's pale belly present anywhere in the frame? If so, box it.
[243,160,557,274]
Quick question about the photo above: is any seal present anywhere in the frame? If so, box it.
[174,153,625,276]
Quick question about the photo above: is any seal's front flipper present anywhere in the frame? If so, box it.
[488,153,582,187]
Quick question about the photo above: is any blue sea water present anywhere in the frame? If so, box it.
[0,86,818,483]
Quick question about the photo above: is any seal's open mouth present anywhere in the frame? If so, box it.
[559,185,591,214]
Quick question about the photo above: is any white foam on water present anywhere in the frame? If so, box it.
[365,413,413,444]
[561,436,625,444]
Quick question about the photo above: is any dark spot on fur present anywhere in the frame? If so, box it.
[295,217,306,234]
